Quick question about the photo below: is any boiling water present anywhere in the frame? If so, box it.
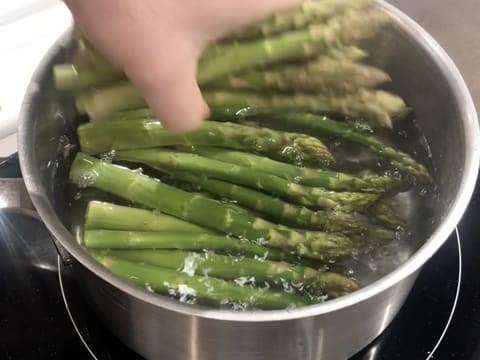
[63,110,437,310]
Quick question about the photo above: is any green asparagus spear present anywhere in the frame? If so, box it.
[368,202,405,230]
[84,230,305,263]
[205,59,391,94]
[53,43,368,92]
[320,45,368,62]
[226,0,374,41]
[56,7,379,92]
[114,149,379,211]
[75,78,405,129]
[203,89,407,129]
[77,118,333,165]
[72,24,84,42]
[84,201,215,233]
[71,38,101,67]
[197,9,388,83]
[245,112,433,183]
[75,81,142,119]
[108,108,154,121]
[92,253,310,309]
[106,249,359,297]
[160,171,365,233]
[54,41,125,91]
[190,147,396,193]
[70,153,354,260]
[53,64,124,91]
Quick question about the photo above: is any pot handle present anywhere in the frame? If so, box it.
[0,155,72,265]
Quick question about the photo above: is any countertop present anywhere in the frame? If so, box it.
[389,0,480,108]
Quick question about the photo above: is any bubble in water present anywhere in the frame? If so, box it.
[58,134,70,145]
[307,292,328,304]
[234,276,256,287]
[396,130,408,139]
[100,150,116,163]
[280,146,294,156]
[63,143,76,159]
[73,192,82,201]
[367,262,378,272]
[331,140,343,150]
[418,188,429,197]
[220,299,249,311]
[235,107,252,116]
[279,278,294,294]
[74,171,97,189]
[201,269,211,277]
[237,235,250,243]
[354,122,374,134]
[254,252,268,262]
[167,284,197,304]
[292,282,305,291]
[253,141,263,152]
[181,253,199,276]
[253,237,266,246]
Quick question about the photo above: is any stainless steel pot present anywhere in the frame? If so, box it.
[11,1,480,359]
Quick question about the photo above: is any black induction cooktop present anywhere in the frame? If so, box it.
[1,153,480,360]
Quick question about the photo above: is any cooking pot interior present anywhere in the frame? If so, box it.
[20,13,468,300]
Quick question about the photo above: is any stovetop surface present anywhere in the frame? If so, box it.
[1,154,480,360]
[1,0,479,358]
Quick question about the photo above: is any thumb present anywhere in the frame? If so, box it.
[124,53,209,133]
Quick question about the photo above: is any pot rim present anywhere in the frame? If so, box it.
[18,0,480,322]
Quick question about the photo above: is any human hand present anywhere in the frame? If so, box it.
[64,0,303,132]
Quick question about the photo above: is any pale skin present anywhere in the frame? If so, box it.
[64,0,303,133]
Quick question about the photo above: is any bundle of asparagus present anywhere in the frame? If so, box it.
[57,0,433,310]
[55,0,409,129]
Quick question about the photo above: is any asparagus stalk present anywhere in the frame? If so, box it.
[71,38,98,67]
[54,43,368,92]
[205,59,391,94]
[226,0,374,41]
[84,201,215,233]
[70,153,355,260]
[108,108,154,121]
[75,78,405,129]
[53,42,126,91]
[57,7,378,92]
[161,171,365,233]
[77,118,334,165]
[246,112,433,183]
[72,24,84,42]
[203,89,407,129]
[75,81,143,119]
[53,63,124,91]
[114,149,380,211]
[92,253,309,309]
[352,227,397,247]
[59,8,373,92]
[106,249,359,298]
[84,230,305,263]
[197,9,388,83]
[190,147,396,193]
